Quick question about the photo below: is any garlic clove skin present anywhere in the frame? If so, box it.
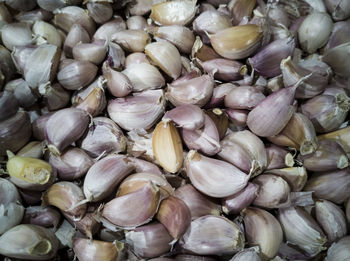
[325,236,350,261]
[185,150,250,198]
[0,224,59,260]
[179,215,244,255]
[242,207,283,260]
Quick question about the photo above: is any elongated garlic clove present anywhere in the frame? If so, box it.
[265,144,294,170]
[163,104,204,130]
[265,167,307,192]
[101,181,160,229]
[198,58,244,82]
[45,107,90,155]
[185,150,250,198]
[242,207,283,260]
[126,222,173,258]
[42,181,87,220]
[0,224,59,260]
[152,120,183,173]
[179,215,244,255]
[278,206,327,257]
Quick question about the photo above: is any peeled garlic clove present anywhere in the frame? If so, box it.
[111,29,150,52]
[167,75,214,107]
[182,114,221,156]
[117,172,174,199]
[266,144,294,170]
[175,184,221,219]
[93,17,126,41]
[154,25,195,54]
[122,63,165,91]
[126,222,173,258]
[49,147,93,180]
[230,247,261,261]
[185,150,250,198]
[17,141,44,159]
[152,120,183,173]
[323,42,350,78]
[42,181,87,220]
[39,82,70,111]
[73,238,123,261]
[24,44,61,89]
[249,36,295,78]
[225,86,265,110]
[315,199,347,243]
[1,22,32,51]
[0,224,59,260]
[127,157,162,176]
[278,206,327,257]
[265,167,307,192]
[101,181,160,229]
[45,108,90,155]
[63,24,90,58]
[32,20,62,47]
[252,174,291,209]
[84,155,134,202]
[73,40,107,65]
[198,58,244,82]
[87,2,113,24]
[23,206,61,230]
[222,182,258,215]
[108,89,165,131]
[57,59,98,90]
[298,139,348,171]
[209,24,263,59]
[53,6,96,36]
[325,236,350,261]
[304,169,350,204]
[179,215,244,255]
[150,0,197,26]
[163,104,204,130]
[242,207,283,260]
[0,91,19,121]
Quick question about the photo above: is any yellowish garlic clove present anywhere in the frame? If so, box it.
[152,120,183,173]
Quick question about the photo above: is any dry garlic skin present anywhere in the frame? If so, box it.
[7,156,53,185]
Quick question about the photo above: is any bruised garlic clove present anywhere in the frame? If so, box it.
[0,224,59,260]
[111,29,150,52]
[1,22,32,51]
[325,236,350,261]
[73,238,124,261]
[222,182,258,215]
[278,206,327,257]
[265,144,294,170]
[125,222,173,258]
[45,107,90,155]
[163,104,204,130]
[242,207,283,260]
[315,199,347,243]
[175,184,221,219]
[150,0,197,26]
[156,196,191,239]
[42,181,86,220]
[63,24,90,58]
[185,150,250,198]
[179,215,244,255]
[265,167,307,192]
[101,181,160,229]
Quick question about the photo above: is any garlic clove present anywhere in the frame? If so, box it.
[0,177,22,205]
[198,58,244,82]
[111,29,150,52]
[1,22,32,51]
[265,167,307,192]
[103,62,132,97]
[127,157,163,176]
[125,52,150,68]
[0,91,19,122]
[93,16,126,41]
[325,236,350,261]
[23,206,61,231]
[16,141,44,159]
[191,36,221,61]
[4,78,38,108]
[265,144,294,170]
[163,104,205,130]
[87,2,113,24]
[73,40,107,65]
[32,20,62,47]
[228,0,256,25]
[318,126,350,156]
[323,42,350,78]
[230,247,261,261]
[324,0,350,21]
[107,42,125,70]
[63,24,90,58]
[205,108,228,140]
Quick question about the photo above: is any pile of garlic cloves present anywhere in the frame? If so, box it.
[1,0,350,260]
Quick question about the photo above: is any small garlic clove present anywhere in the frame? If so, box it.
[73,238,124,261]
[167,75,214,108]
[150,0,197,26]
[122,63,165,92]
[304,169,350,204]
[198,58,244,81]
[73,40,107,65]
[111,29,150,52]
[163,104,205,130]
[179,215,244,255]
[175,184,221,219]
[265,167,307,192]
[125,222,173,258]
[152,120,183,173]
[325,236,350,261]
[32,20,62,47]
[0,91,19,121]
[45,107,90,155]
[209,24,263,59]
[93,16,126,41]
[156,196,191,239]
[1,22,33,51]
[252,174,291,209]
[83,155,134,202]
[315,199,347,243]
[265,144,294,170]
[145,41,182,80]
[63,24,90,58]
[87,2,113,24]
[32,112,53,141]
[0,224,59,260]
[103,62,132,97]
[42,181,87,220]
[7,154,56,191]
[323,42,350,78]
[57,59,98,90]
[107,42,125,70]
[242,207,283,260]
[23,206,61,230]
[185,150,250,198]
[17,141,45,159]
[278,206,327,257]
[101,181,160,229]
[222,182,258,215]
[205,108,228,140]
